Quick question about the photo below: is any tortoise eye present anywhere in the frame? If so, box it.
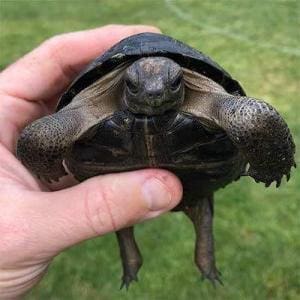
[170,73,183,90]
[126,79,139,94]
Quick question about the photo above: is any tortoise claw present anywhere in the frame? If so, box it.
[286,173,290,182]
[201,267,223,287]
[265,181,272,188]
[276,178,281,188]
[120,273,138,290]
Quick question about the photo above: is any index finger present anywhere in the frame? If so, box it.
[0,25,160,103]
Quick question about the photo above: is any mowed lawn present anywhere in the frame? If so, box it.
[1,1,299,299]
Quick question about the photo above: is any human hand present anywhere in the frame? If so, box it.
[0,25,182,299]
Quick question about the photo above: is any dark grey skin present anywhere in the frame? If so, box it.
[17,57,295,289]
[123,57,184,115]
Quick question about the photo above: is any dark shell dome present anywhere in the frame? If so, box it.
[57,32,245,111]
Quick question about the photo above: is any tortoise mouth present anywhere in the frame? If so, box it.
[124,99,180,116]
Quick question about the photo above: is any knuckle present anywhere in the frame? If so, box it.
[83,182,119,235]
[42,34,67,52]
[102,24,121,31]
[41,34,78,80]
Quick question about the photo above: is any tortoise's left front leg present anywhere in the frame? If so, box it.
[214,96,296,186]
[184,196,222,286]
[182,82,296,186]
[116,226,143,289]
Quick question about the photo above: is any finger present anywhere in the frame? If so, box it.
[25,169,182,254]
[0,25,160,103]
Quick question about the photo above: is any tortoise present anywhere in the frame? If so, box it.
[16,32,296,288]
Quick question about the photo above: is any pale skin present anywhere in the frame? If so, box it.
[0,25,182,299]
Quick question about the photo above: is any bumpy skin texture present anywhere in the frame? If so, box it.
[17,110,84,182]
[215,96,295,187]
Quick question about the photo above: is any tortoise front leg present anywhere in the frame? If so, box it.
[182,74,295,186]
[116,226,143,289]
[16,109,92,182]
[184,196,222,285]
[213,96,296,186]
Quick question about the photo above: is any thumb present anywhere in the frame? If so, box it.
[31,169,182,253]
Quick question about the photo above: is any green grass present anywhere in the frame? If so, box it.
[1,0,299,299]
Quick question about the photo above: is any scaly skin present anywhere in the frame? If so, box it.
[116,227,143,289]
[184,196,222,286]
[16,110,86,182]
[214,96,296,187]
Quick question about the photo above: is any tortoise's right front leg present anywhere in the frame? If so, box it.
[116,226,143,290]
[16,110,89,182]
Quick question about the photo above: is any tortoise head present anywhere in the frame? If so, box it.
[123,57,184,115]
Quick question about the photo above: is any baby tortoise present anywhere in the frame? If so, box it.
[17,33,296,289]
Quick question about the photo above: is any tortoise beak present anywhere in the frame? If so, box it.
[146,89,165,107]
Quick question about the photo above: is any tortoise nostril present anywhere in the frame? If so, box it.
[147,90,163,99]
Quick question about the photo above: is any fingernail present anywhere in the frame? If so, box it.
[129,25,161,33]
[142,177,172,211]
[142,25,161,33]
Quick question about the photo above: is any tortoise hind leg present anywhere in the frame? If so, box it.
[184,196,222,286]
[116,226,143,289]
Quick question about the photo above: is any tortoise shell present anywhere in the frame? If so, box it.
[57,32,245,110]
